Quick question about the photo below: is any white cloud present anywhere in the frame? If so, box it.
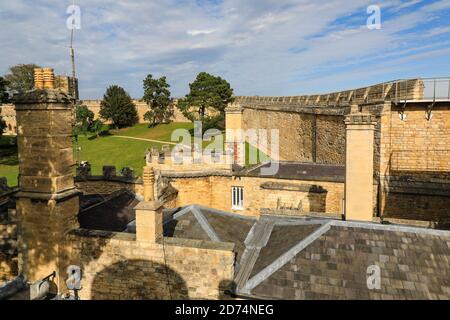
[187,29,217,36]
[0,0,449,99]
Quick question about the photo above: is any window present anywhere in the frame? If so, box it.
[232,186,244,210]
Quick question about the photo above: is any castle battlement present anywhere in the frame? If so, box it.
[145,146,233,172]
[231,78,425,108]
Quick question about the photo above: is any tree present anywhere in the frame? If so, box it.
[99,85,138,128]
[91,119,104,138]
[0,76,9,104]
[75,104,95,136]
[177,72,234,124]
[0,116,6,137]
[4,64,40,93]
[142,74,173,127]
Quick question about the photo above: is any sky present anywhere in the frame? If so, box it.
[0,0,450,99]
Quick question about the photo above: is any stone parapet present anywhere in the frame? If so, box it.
[145,146,233,172]
[13,89,73,106]
[232,78,424,108]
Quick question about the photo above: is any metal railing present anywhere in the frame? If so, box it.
[388,77,450,104]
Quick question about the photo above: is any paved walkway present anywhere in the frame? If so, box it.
[111,135,177,145]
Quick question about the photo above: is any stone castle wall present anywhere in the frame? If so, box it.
[63,230,235,299]
[0,99,190,137]
[81,99,190,124]
[240,106,347,164]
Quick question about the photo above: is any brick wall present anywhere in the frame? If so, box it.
[62,230,235,299]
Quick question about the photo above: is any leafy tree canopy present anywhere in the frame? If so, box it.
[177,72,234,123]
[0,76,9,104]
[142,74,173,127]
[99,85,138,129]
[75,104,95,136]
[0,116,6,137]
[4,64,40,93]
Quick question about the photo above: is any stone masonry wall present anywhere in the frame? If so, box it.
[0,99,190,137]
[242,108,314,162]
[380,103,450,178]
[75,178,144,197]
[316,115,346,164]
[82,99,190,124]
[63,230,235,300]
[0,104,17,135]
[168,175,345,217]
[379,102,450,222]
[241,107,346,164]
[0,221,17,282]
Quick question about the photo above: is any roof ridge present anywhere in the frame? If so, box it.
[241,222,332,295]
[191,206,221,242]
[234,219,275,290]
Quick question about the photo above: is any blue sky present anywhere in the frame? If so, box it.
[1,0,449,99]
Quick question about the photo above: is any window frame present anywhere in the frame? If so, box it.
[231,186,244,210]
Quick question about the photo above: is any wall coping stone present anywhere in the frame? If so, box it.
[75,176,143,184]
[13,89,73,105]
[260,181,328,193]
[134,201,163,211]
[237,104,350,115]
[164,237,235,252]
[160,170,233,178]
[67,228,235,252]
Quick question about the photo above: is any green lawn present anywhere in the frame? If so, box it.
[112,122,194,141]
[0,136,19,187]
[0,122,268,187]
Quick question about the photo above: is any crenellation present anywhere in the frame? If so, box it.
[145,146,233,172]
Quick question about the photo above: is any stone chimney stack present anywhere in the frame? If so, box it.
[135,164,163,243]
[13,75,79,288]
[344,113,377,221]
[42,68,55,90]
[33,68,44,89]
[134,201,164,243]
[143,166,155,202]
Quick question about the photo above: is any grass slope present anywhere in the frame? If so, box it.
[0,122,268,187]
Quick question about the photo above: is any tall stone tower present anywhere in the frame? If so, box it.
[13,72,80,287]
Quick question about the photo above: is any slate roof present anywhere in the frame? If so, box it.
[240,162,345,182]
[78,189,139,232]
[250,224,450,300]
[152,206,450,300]
[159,205,257,266]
